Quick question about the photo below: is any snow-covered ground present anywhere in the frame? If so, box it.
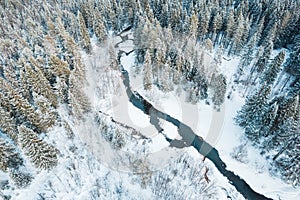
[118,35,300,200]
[7,33,298,200]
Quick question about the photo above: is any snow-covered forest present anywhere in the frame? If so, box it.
[0,0,299,199]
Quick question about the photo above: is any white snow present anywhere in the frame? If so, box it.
[119,41,300,200]
[9,33,299,200]
[118,39,134,53]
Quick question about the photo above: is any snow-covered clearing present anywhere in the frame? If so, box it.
[118,35,300,199]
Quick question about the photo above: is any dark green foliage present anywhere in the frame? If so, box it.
[261,50,285,85]
[0,138,23,172]
[235,85,271,140]
[271,96,298,137]
[287,79,300,98]
[239,93,299,186]
[9,168,33,188]
[256,103,276,138]
[211,73,227,109]
[285,35,300,76]
[255,41,273,74]
[275,134,300,186]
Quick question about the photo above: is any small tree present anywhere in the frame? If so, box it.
[93,9,107,43]
[0,106,17,141]
[143,50,152,90]
[0,138,23,171]
[78,11,91,53]
[211,73,227,109]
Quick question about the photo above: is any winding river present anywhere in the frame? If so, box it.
[116,47,272,199]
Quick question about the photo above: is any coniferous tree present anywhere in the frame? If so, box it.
[285,35,300,76]
[68,70,91,119]
[230,11,245,55]
[270,96,299,140]
[189,13,198,39]
[3,65,19,90]
[94,9,107,43]
[55,77,69,104]
[0,138,23,172]
[204,38,213,53]
[275,10,294,48]
[211,12,222,43]
[224,9,235,44]
[273,97,299,186]
[78,11,91,53]
[0,77,44,131]
[32,92,57,130]
[261,50,285,85]
[256,103,277,138]
[287,79,300,99]
[143,50,152,90]
[255,41,273,75]
[80,1,94,30]
[0,106,17,141]
[198,8,210,39]
[18,125,58,170]
[276,134,300,186]
[49,55,70,82]
[259,19,277,47]
[235,85,271,140]
[211,73,227,109]
[0,91,13,118]
[234,32,258,83]
[24,64,58,108]
[19,68,31,101]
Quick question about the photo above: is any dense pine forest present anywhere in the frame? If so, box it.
[0,0,299,199]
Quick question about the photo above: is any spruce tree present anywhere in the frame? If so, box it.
[256,103,276,138]
[24,64,58,108]
[0,138,23,172]
[274,97,299,186]
[32,92,57,131]
[198,8,210,39]
[229,11,245,55]
[211,12,222,43]
[68,70,91,119]
[93,9,107,43]
[271,96,299,138]
[78,11,91,53]
[255,41,273,75]
[234,32,258,83]
[261,50,285,85]
[18,125,58,170]
[143,50,152,90]
[0,106,17,141]
[189,13,198,39]
[285,35,300,76]
[49,55,70,82]
[211,73,227,109]
[287,79,300,99]
[224,9,235,46]
[0,77,44,132]
[235,85,271,140]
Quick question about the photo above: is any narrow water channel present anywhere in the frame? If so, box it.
[117,50,272,200]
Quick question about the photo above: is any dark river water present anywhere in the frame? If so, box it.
[117,48,272,199]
